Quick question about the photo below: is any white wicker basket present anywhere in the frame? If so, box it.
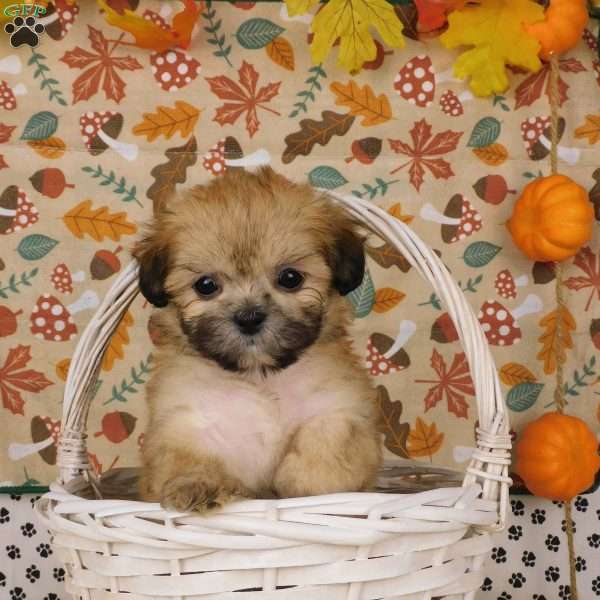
[36,191,512,600]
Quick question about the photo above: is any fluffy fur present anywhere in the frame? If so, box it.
[134,167,382,512]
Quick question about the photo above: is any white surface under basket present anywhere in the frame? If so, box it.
[36,191,512,600]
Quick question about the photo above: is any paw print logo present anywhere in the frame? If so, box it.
[510,499,525,516]
[553,499,565,508]
[533,595,548,600]
[588,533,600,548]
[0,508,9,523]
[531,508,546,524]
[491,546,507,563]
[20,522,36,537]
[6,545,20,560]
[508,572,526,588]
[558,584,571,599]
[574,496,589,512]
[575,556,587,572]
[0,571,5,587]
[507,525,523,541]
[480,577,492,592]
[52,567,65,582]
[4,16,44,48]
[9,494,20,501]
[592,575,600,595]
[36,543,52,558]
[561,519,576,533]
[25,565,40,583]
[545,534,561,552]
[498,592,512,600]
[9,587,26,600]
[44,595,60,600]
[545,565,560,582]
[521,550,536,567]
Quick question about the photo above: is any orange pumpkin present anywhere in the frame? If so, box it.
[507,174,593,262]
[524,0,589,60]
[515,413,600,501]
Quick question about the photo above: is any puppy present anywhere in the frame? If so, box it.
[134,167,382,512]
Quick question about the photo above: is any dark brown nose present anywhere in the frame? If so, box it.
[233,308,267,335]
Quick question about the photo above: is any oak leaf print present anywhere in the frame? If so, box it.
[375,385,409,458]
[416,349,474,419]
[389,119,462,191]
[0,345,53,415]
[63,200,137,242]
[574,115,600,145]
[537,306,575,375]
[564,246,600,311]
[206,61,281,138]
[132,101,201,142]
[102,311,134,372]
[407,417,444,461]
[0,123,15,143]
[60,26,143,104]
[330,80,392,126]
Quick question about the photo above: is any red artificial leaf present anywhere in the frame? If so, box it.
[0,123,15,144]
[564,246,600,311]
[389,119,462,191]
[0,345,53,415]
[60,26,143,103]
[415,349,474,419]
[206,61,281,138]
[0,155,7,170]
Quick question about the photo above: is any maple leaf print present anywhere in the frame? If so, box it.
[389,119,462,191]
[205,61,281,138]
[0,345,53,416]
[60,26,143,104]
[564,246,600,311]
[415,349,474,419]
[0,123,15,143]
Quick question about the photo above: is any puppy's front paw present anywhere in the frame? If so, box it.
[273,453,316,498]
[160,474,245,513]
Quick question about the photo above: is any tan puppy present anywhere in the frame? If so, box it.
[134,167,381,512]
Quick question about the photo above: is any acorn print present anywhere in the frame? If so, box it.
[29,168,74,199]
[532,261,556,284]
[0,305,22,337]
[591,319,600,351]
[472,175,516,205]
[430,312,458,344]
[90,246,122,280]
[363,40,393,70]
[95,411,137,443]
[345,137,382,165]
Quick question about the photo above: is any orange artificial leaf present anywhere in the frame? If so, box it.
[55,358,71,382]
[472,143,508,166]
[102,311,134,372]
[97,0,200,52]
[537,306,576,375]
[574,115,600,145]
[132,101,202,142]
[27,137,66,159]
[407,417,444,459]
[499,362,537,386]
[373,288,405,313]
[387,203,414,224]
[266,37,295,71]
[330,80,392,127]
[63,200,137,242]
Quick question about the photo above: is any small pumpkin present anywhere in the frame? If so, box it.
[524,0,588,60]
[507,174,593,262]
[515,413,600,501]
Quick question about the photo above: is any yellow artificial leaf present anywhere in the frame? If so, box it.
[407,417,444,460]
[537,307,576,375]
[574,115,600,145]
[373,288,405,313]
[102,311,134,372]
[63,200,137,242]
[132,101,201,142]
[330,80,392,126]
[472,143,508,166]
[266,37,295,71]
[499,362,537,386]
[311,0,405,73]
[387,203,414,224]
[27,137,66,159]
[285,0,318,17]
[440,0,544,97]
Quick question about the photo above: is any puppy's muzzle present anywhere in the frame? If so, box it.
[233,307,267,335]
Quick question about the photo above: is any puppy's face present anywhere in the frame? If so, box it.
[133,167,364,373]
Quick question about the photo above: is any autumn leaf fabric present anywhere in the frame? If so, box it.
[0,2,599,489]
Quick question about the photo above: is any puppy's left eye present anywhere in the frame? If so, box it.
[194,276,219,297]
[277,268,304,291]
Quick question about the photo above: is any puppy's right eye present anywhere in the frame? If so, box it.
[194,276,219,297]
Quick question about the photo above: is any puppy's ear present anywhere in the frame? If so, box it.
[329,220,366,296]
[132,231,170,308]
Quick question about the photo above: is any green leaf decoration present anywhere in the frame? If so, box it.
[0,268,39,299]
[202,1,232,66]
[82,165,141,207]
[506,382,544,412]
[27,50,67,107]
[347,269,375,318]
[463,241,502,268]
[467,117,501,148]
[290,64,327,118]
[235,18,285,49]
[104,354,154,405]
[20,111,59,141]
[351,177,400,200]
[17,234,59,261]
[308,166,348,190]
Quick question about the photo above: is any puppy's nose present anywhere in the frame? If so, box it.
[233,308,267,334]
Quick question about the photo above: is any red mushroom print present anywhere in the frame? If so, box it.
[0,186,38,235]
[366,320,416,376]
[50,263,85,295]
[494,269,529,300]
[30,290,99,342]
[7,416,61,464]
[0,55,21,75]
[478,294,542,346]
[583,29,598,52]
[420,195,482,243]
[202,138,270,176]
[439,89,473,117]
[41,0,80,40]
[0,80,26,111]
[80,111,138,161]
[150,49,201,92]
[520,116,580,165]
[394,56,458,108]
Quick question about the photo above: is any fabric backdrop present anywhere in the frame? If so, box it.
[0,1,599,490]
